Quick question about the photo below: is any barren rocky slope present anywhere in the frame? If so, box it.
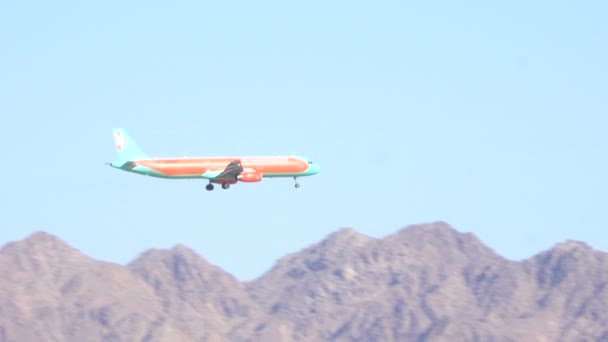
[1,222,607,341]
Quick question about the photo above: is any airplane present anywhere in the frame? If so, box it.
[108,128,320,191]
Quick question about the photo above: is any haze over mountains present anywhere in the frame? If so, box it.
[1,222,607,341]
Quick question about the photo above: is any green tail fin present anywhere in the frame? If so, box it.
[112,128,149,161]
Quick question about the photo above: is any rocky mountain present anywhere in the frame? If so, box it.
[0,232,160,341]
[1,222,607,341]
[127,244,258,341]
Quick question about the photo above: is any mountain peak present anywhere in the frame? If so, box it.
[382,221,499,260]
[169,243,200,257]
[1,230,81,256]
[128,244,239,288]
[1,231,69,250]
[126,242,254,327]
[384,221,462,244]
[552,240,592,253]
[0,231,91,276]
[320,227,374,248]
[397,220,456,234]
[128,244,212,273]
[26,230,60,241]
[532,239,598,262]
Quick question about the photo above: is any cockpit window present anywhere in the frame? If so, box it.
[308,161,313,164]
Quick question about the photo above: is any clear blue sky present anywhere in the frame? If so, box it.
[1,1,606,280]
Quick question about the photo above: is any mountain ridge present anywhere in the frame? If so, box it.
[1,222,607,341]
[4,223,600,278]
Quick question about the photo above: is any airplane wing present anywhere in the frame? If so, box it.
[211,159,244,181]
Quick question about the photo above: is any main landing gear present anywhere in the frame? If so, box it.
[206,182,231,191]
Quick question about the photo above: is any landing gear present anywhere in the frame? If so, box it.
[222,183,230,190]
[294,177,300,188]
[205,183,214,191]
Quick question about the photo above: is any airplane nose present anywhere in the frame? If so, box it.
[308,163,321,174]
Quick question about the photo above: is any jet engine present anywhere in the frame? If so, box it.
[238,172,263,182]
